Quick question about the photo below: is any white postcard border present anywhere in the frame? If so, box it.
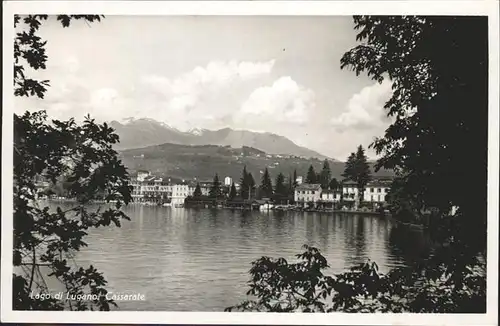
[2,1,499,325]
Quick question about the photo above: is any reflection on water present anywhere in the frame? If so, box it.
[46,203,427,311]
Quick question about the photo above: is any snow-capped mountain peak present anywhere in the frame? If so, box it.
[188,128,205,136]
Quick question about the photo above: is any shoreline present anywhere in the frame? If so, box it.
[42,198,389,217]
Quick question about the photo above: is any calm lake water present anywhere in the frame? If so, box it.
[46,203,429,311]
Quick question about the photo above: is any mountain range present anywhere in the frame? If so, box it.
[109,118,333,160]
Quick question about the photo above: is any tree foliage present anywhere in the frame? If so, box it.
[293,169,298,188]
[239,166,249,200]
[385,175,425,223]
[354,146,372,203]
[247,173,256,199]
[14,111,132,310]
[287,173,293,195]
[229,182,237,200]
[329,178,339,191]
[342,145,371,206]
[342,153,356,181]
[259,168,274,199]
[305,165,317,184]
[240,166,255,200]
[340,16,487,253]
[209,173,222,199]
[12,15,137,311]
[229,15,487,313]
[193,183,202,198]
[226,245,486,313]
[319,160,331,189]
[14,15,103,99]
[274,173,287,197]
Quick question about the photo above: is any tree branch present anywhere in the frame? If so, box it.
[28,246,36,291]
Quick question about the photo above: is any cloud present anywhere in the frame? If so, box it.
[234,76,314,128]
[330,80,393,132]
[141,59,275,106]
[135,59,276,129]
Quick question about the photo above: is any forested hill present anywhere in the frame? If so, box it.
[119,142,395,182]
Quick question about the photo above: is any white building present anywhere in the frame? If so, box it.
[130,173,173,202]
[188,185,196,197]
[294,184,322,204]
[363,181,390,203]
[172,184,189,206]
[320,190,341,203]
[341,180,391,203]
[224,176,233,186]
[200,183,211,196]
[342,181,359,202]
[296,176,303,185]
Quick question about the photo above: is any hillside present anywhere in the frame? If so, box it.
[110,118,332,160]
[119,142,395,183]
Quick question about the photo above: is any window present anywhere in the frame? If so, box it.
[377,188,381,193]
[311,191,315,195]
[371,188,374,192]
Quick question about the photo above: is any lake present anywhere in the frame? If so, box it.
[46,203,429,311]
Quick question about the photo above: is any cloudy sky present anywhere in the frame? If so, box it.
[15,15,394,161]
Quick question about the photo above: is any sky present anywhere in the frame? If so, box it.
[15,15,394,161]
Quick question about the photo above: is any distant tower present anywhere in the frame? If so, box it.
[224,176,232,186]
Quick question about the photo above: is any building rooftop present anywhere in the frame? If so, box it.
[295,183,322,191]
[367,180,392,187]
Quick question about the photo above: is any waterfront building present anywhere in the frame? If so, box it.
[130,178,143,201]
[172,183,190,206]
[317,189,341,209]
[320,189,341,203]
[188,184,196,197]
[342,180,359,202]
[130,171,173,203]
[363,181,390,203]
[291,179,391,210]
[198,182,212,196]
[187,182,212,197]
[294,184,322,206]
[131,175,171,203]
[341,180,391,204]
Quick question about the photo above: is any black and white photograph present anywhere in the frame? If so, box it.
[1,1,498,325]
